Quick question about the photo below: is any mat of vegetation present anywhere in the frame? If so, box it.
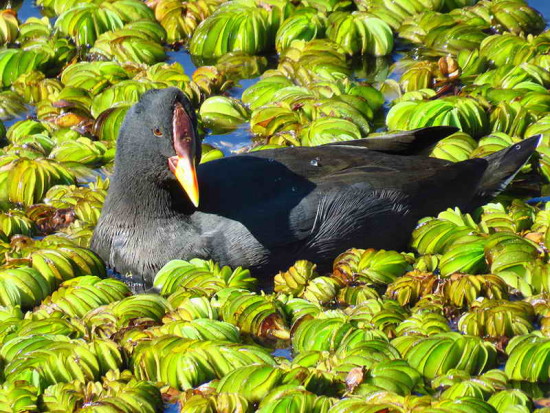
[0,0,550,411]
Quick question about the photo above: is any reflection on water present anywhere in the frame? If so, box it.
[205,124,256,155]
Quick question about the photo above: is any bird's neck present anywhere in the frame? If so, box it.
[104,169,194,220]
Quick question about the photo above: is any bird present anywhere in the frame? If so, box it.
[91,87,540,289]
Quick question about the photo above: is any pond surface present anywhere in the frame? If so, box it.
[529,0,550,24]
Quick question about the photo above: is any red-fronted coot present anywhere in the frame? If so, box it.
[91,87,540,288]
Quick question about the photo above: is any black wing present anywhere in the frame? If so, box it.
[196,152,487,252]
[324,126,459,154]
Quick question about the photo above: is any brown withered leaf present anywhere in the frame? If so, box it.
[438,56,460,78]
[260,313,290,341]
[535,398,550,408]
[525,232,544,244]
[345,367,365,392]
[53,112,90,128]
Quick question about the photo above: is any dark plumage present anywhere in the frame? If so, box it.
[91,87,540,288]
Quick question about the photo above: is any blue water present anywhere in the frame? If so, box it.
[166,50,199,77]
[529,0,550,25]
[12,0,37,21]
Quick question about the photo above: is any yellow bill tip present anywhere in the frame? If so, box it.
[174,157,199,208]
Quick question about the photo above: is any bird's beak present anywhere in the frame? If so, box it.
[169,102,199,207]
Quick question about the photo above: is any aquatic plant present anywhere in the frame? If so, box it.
[0,0,549,409]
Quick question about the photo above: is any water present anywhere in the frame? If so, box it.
[529,0,550,26]
[11,0,37,21]
[163,403,181,413]
[272,347,293,361]
[205,126,255,154]
[166,49,199,78]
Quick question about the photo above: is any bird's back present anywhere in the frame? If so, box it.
[192,147,488,276]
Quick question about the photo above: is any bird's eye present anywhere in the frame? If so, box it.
[153,128,163,137]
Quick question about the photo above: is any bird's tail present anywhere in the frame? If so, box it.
[472,135,541,207]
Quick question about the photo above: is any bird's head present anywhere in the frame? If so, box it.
[116,87,201,207]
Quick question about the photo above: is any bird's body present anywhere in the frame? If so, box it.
[91,88,540,288]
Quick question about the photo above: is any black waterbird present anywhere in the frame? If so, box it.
[91,87,540,288]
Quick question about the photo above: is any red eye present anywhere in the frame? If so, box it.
[153,128,163,137]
